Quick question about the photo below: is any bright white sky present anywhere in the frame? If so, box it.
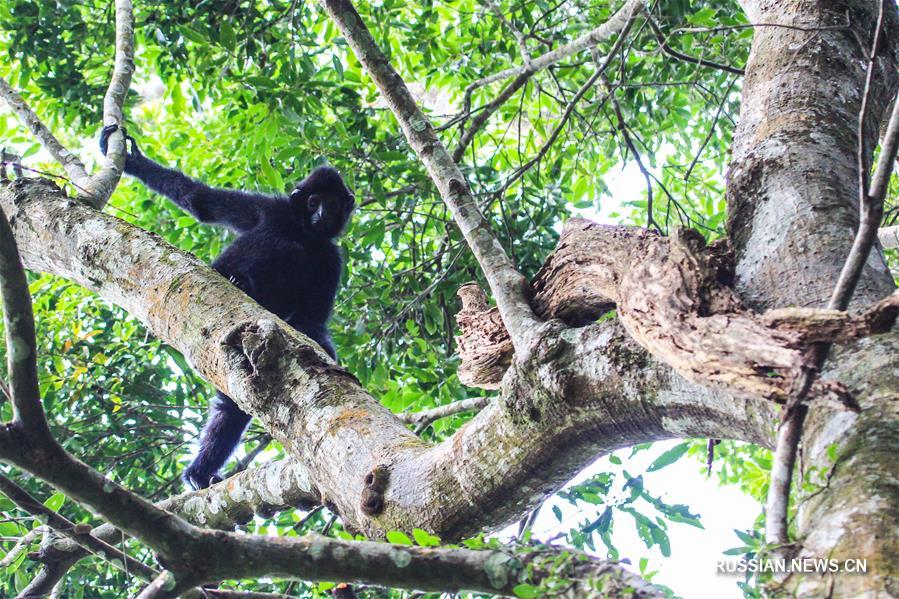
[499,441,760,599]
[508,161,762,599]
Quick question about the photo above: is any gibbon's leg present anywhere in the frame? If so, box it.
[183,392,251,489]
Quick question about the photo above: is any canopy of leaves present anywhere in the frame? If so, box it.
[0,0,789,596]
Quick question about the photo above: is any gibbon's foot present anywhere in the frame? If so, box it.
[183,464,224,490]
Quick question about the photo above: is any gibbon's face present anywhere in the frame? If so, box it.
[290,165,355,239]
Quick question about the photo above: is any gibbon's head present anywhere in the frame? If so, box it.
[290,165,355,239]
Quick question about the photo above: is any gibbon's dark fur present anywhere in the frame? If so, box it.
[100,125,355,490]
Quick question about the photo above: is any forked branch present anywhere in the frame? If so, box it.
[0,77,93,193]
[461,0,644,102]
[0,0,134,208]
[86,0,136,207]
[452,0,643,161]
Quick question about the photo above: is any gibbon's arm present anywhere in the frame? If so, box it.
[101,126,276,232]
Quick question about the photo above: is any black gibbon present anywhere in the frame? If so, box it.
[101,125,355,489]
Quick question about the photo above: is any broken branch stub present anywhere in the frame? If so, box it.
[456,219,897,400]
[454,284,514,389]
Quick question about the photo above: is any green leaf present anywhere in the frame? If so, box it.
[220,20,236,51]
[386,530,413,545]
[734,529,757,545]
[43,492,65,512]
[169,79,186,117]
[650,525,671,557]
[260,159,284,191]
[180,26,207,44]
[412,528,441,547]
[513,584,541,599]
[647,442,689,472]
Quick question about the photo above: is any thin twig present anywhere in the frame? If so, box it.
[496,12,638,194]
[0,525,42,567]
[461,0,644,108]
[226,434,272,477]
[644,11,745,75]
[672,21,851,36]
[602,74,662,233]
[684,77,738,181]
[399,396,491,429]
[484,0,531,64]
[0,160,95,197]
[517,504,541,539]
[453,72,532,163]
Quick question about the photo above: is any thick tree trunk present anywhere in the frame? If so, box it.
[728,1,899,595]
[728,0,897,311]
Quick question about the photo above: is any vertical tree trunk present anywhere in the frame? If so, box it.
[728,1,898,595]
[728,0,896,311]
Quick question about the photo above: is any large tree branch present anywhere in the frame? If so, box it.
[457,219,898,397]
[24,457,322,594]
[317,0,541,351]
[0,473,159,581]
[765,8,899,551]
[2,442,658,598]
[0,191,659,596]
[0,204,47,436]
[0,178,777,547]
[200,535,664,598]
[727,1,898,595]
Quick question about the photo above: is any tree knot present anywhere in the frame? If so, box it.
[360,464,390,517]
[222,319,288,378]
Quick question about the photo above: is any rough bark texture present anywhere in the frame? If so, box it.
[455,283,514,389]
[727,0,897,312]
[0,178,779,543]
[457,220,897,403]
[727,1,899,596]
